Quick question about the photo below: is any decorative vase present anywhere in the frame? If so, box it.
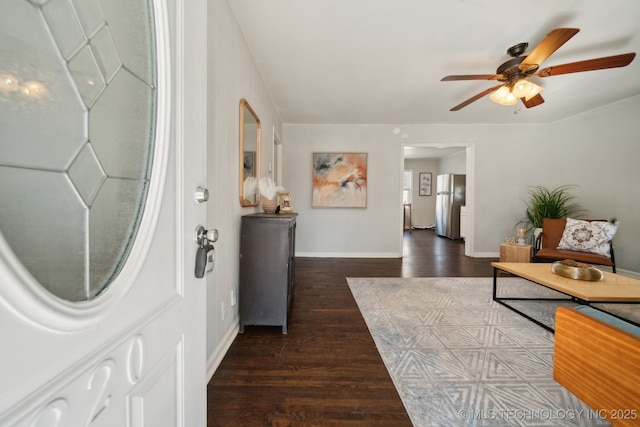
[262,198,277,214]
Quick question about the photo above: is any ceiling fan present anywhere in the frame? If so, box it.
[441,28,636,111]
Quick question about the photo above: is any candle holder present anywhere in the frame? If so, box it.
[517,228,526,245]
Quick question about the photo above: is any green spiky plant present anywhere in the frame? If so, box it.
[516,185,589,241]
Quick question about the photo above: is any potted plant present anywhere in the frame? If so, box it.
[516,185,588,242]
[258,176,285,213]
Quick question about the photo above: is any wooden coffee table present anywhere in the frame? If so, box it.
[491,262,640,332]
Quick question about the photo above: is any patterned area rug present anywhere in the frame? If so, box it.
[347,277,613,427]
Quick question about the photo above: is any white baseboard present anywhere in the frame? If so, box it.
[296,252,402,258]
[297,251,499,259]
[207,319,239,381]
[617,268,640,278]
[471,252,499,258]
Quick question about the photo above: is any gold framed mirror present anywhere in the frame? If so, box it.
[239,98,261,206]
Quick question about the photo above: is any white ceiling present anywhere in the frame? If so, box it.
[228,0,640,126]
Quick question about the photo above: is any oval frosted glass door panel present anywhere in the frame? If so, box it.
[0,0,156,302]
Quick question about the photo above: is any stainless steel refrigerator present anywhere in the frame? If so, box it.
[435,174,466,239]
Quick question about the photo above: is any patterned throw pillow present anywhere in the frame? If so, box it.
[557,218,618,257]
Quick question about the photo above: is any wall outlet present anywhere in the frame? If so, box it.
[230,290,237,306]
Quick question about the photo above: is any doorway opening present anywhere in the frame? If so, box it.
[401,144,474,257]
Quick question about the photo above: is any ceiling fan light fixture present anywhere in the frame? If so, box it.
[489,85,518,106]
[525,84,543,101]
[512,79,543,100]
[442,28,636,112]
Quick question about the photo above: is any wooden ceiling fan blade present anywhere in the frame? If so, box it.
[519,28,580,71]
[441,74,500,81]
[521,93,545,108]
[450,85,503,111]
[537,53,636,77]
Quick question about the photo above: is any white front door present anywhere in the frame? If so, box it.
[0,0,208,426]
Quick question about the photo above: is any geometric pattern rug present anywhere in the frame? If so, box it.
[347,277,612,427]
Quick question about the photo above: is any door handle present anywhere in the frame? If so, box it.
[195,225,218,246]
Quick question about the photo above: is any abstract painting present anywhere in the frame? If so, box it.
[312,153,367,208]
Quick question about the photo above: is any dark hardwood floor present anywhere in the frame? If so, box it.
[207,229,498,426]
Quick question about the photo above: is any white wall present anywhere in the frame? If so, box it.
[469,97,640,274]
[283,125,403,257]
[439,150,466,175]
[403,158,438,228]
[543,97,639,274]
[206,0,282,376]
[282,96,640,274]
